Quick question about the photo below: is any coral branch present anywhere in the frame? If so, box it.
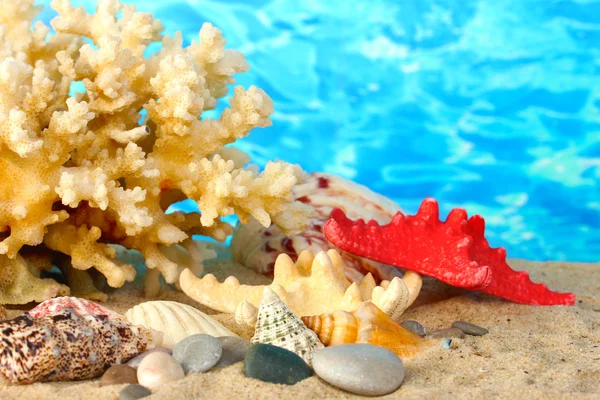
[0,0,308,303]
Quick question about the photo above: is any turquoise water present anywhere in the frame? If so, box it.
[37,0,600,262]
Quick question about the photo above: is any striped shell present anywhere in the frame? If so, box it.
[302,302,440,360]
[125,301,238,349]
[251,287,323,365]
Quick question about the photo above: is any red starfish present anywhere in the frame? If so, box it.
[324,198,575,306]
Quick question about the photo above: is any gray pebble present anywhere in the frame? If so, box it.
[429,327,465,339]
[312,344,405,396]
[400,320,426,337]
[172,334,222,374]
[452,321,489,336]
[126,347,172,369]
[119,384,151,400]
[215,336,252,367]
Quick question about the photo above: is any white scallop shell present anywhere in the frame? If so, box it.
[125,301,238,349]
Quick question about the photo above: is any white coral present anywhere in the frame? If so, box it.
[0,0,310,304]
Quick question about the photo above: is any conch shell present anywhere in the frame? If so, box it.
[231,172,403,282]
[125,301,237,349]
[180,249,422,323]
[302,302,440,360]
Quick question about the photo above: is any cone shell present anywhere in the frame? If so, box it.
[125,301,237,349]
[251,287,324,364]
[235,300,257,327]
[0,309,161,384]
[302,302,438,359]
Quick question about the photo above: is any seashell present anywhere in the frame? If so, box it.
[231,172,404,282]
[371,271,421,321]
[28,296,126,321]
[0,309,162,384]
[125,301,238,349]
[235,300,257,328]
[251,287,324,365]
[180,249,421,324]
[302,302,440,360]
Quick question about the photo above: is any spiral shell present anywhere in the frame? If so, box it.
[231,173,402,282]
[28,296,125,321]
[302,302,439,360]
[0,309,161,384]
[125,301,237,349]
[251,287,323,364]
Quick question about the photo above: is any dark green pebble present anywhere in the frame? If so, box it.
[243,343,312,385]
[119,384,151,400]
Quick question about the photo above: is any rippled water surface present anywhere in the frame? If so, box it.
[38,0,600,262]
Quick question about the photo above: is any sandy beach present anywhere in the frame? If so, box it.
[0,259,598,400]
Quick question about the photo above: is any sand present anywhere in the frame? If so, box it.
[0,259,598,400]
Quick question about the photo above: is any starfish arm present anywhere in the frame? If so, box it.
[324,198,575,306]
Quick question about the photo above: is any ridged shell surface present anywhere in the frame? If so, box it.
[302,302,439,360]
[251,287,324,365]
[125,301,238,349]
[231,172,402,282]
[28,296,126,321]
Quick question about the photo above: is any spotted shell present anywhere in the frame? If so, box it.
[125,301,238,349]
[251,287,323,364]
[230,173,402,283]
[28,296,126,321]
[0,309,161,384]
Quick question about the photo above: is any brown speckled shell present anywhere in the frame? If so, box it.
[0,308,160,384]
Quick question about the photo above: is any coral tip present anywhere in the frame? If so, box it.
[324,198,575,306]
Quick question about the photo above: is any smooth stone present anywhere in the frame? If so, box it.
[400,320,426,337]
[137,352,185,390]
[127,347,172,369]
[172,334,222,374]
[100,364,138,386]
[119,384,152,400]
[243,343,312,385]
[452,321,489,336]
[312,344,405,396]
[215,336,252,367]
[429,327,465,339]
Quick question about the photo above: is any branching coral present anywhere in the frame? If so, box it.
[0,0,309,304]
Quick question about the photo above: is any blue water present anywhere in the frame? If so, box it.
[36,0,600,262]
